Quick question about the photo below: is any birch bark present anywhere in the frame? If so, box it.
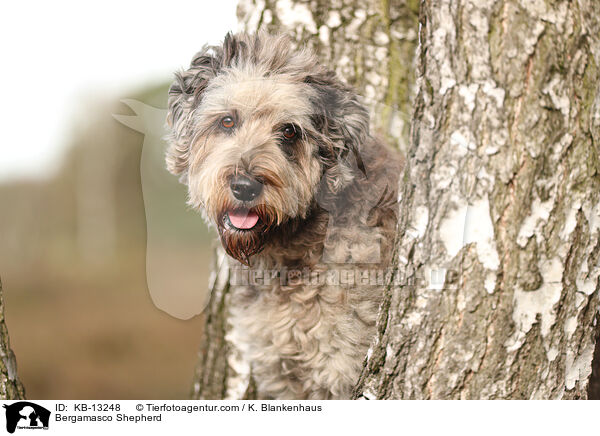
[354,0,600,399]
[0,279,26,399]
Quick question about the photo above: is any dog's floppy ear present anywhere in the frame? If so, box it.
[305,71,370,194]
[165,37,232,178]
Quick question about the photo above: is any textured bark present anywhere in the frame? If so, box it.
[354,0,600,399]
[590,336,600,399]
[190,0,600,399]
[0,279,26,399]
[190,248,232,399]
[190,0,418,399]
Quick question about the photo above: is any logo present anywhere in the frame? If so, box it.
[2,402,50,433]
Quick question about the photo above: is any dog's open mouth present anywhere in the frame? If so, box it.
[225,208,260,230]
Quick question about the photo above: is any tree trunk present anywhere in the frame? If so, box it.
[0,279,26,399]
[354,0,600,399]
[191,0,600,399]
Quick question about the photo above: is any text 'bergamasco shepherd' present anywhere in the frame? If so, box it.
[166,32,402,399]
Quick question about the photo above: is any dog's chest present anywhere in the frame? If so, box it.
[227,261,380,398]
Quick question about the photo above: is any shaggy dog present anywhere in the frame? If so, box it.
[166,32,402,399]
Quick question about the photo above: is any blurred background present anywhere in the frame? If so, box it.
[0,1,237,398]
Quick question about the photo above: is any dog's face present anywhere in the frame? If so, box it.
[166,32,370,264]
[183,72,323,264]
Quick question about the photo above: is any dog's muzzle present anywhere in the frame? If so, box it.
[224,175,263,231]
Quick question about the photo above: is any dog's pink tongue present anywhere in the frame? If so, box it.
[228,209,259,229]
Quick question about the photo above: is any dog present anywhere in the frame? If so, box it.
[166,32,402,399]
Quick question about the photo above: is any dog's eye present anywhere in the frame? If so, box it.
[221,116,235,129]
[282,124,297,140]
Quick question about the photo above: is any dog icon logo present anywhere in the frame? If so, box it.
[3,402,50,433]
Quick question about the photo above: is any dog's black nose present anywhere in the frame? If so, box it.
[230,175,263,202]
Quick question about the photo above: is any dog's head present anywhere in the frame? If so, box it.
[166,32,370,264]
